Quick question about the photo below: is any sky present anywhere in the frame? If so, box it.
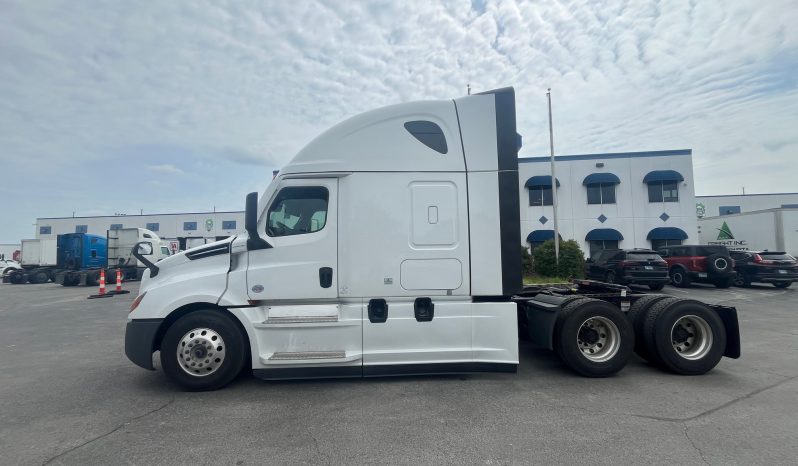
[1,0,797,243]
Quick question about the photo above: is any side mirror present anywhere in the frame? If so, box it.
[245,192,270,251]
[136,242,153,255]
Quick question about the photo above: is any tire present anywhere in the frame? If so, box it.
[773,281,792,289]
[29,271,49,284]
[713,277,733,289]
[706,254,732,275]
[160,310,247,391]
[605,271,616,284]
[648,282,665,291]
[553,298,634,377]
[105,270,117,284]
[627,295,673,360]
[85,271,99,287]
[670,267,691,288]
[10,272,26,284]
[62,274,78,287]
[642,299,726,375]
[733,273,750,287]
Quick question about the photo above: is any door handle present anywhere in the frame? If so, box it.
[368,299,388,323]
[319,267,333,288]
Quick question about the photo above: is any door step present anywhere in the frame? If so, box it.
[268,351,346,361]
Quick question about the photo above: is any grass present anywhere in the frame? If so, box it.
[523,275,572,285]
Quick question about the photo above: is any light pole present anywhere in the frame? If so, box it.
[547,88,560,264]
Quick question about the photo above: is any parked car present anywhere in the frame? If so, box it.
[729,251,798,288]
[585,249,669,290]
[657,245,735,288]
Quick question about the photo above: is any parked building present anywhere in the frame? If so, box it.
[696,193,798,217]
[519,149,696,258]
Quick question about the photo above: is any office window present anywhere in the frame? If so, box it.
[146,222,160,232]
[222,220,236,230]
[39,226,52,235]
[75,225,88,233]
[529,186,554,206]
[587,184,616,205]
[589,240,619,259]
[651,238,682,250]
[110,223,123,230]
[184,221,197,231]
[648,181,679,203]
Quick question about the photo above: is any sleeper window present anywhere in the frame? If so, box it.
[267,186,329,237]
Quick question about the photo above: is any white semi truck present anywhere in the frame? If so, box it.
[124,88,740,391]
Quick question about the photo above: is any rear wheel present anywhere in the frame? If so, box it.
[160,310,246,391]
[29,271,49,284]
[670,268,690,288]
[627,295,673,360]
[642,299,726,375]
[773,281,792,289]
[554,299,633,377]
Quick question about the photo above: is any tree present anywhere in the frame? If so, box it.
[532,239,586,278]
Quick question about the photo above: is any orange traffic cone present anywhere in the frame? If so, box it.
[111,268,130,295]
[88,269,113,299]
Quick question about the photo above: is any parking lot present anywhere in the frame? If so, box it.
[1,282,796,465]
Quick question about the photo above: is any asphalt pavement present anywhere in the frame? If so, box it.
[0,281,796,465]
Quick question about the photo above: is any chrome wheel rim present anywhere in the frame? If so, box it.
[576,316,621,363]
[671,315,712,360]
[177,328,226,376]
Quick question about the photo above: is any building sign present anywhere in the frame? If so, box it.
[205,219,214,232]
[169,241,179,254]
[696,202,705,218]
[707,221,748,250]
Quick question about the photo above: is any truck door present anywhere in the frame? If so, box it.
[246,178,360,375]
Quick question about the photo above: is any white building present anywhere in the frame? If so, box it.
[36,211,246,251]
[32,149,696,258]
[519,149,697,258]
[696,193,798,217]
[698,207,798,256]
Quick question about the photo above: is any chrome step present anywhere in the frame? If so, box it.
[265,316,338,324]
[268,351,346,361]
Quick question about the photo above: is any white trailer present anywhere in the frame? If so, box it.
[124,88,740,391]
[5,239,58,284]
[698,207,798,257]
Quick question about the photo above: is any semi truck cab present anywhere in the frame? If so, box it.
[125,87,523,390]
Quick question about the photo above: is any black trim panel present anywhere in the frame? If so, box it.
[124,319,163,370]
[186,243,231,260]
[498,170,522,295]
[364,362,517,377]
[253,366,362,380]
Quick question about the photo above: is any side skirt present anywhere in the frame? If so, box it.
[252,362,517,381]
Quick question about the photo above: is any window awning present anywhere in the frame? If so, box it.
[526,230,561,243]
[643,170,684,184]
[583,172,621,186]
[525,175,560,188]
[585,228,624,241]
[647,227,688,240]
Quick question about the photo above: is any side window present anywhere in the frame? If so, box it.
[161,246,170,256]
[529,186,553,206]
[267,186,329,237]
[648,181,679,203]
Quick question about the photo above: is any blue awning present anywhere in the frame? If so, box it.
[585,228,624,241]
[525,175,560,188]
[643,170,684,184]
[527,230,561,243]
[583,172,621,186]
[647,227,688,240]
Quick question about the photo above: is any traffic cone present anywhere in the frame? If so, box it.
[110,268,130,295]
[88,269,113,299]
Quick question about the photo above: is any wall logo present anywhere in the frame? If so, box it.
[696,202,706,218]
[716,221,734,240]
[205,219,214,232]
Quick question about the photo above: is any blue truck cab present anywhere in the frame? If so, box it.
[57,233,107,270]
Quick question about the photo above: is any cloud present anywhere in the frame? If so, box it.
[147,164,185,176]
[0,0,797,242]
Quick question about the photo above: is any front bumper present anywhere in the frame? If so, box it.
[125,319,163,370]
[689,271,735,281]
[748,273,798,283]
[622,272,668,284]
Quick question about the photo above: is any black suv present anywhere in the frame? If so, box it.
[585,249,669,290]
[657,245,736,288]
[729,251,798,288]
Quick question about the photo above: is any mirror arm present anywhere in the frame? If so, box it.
[132,241,160,278]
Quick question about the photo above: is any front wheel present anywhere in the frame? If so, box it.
[160,310,246,391]
[554,299,634,377]
[670,268,691,288]
[773,281,792,289]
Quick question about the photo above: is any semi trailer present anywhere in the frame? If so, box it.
[124,87,740,391]
[6,228,170,285]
